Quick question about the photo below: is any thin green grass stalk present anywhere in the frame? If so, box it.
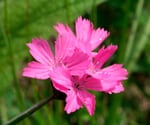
[105,0,144,125]
[3,0,25,111]
[31,81,54,125]
[24,1,41,121]
[26,0,30,40]
[108,16,148,125]
[30,81,46,125]
[0,99,8,124]
[116,0,131,63]
[54,101,63,125]
[33,111,46,125]
[43,106,55,125]
[64,0,71,25]
[3,1,31,125]
[124,0,144,65]
[105,94,123,125]
[42,84,55,125]
[127,16,150,72]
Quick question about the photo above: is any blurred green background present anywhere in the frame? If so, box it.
[0,0,150,124]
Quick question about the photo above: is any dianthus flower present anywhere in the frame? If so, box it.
[23,35,90,79]
[23,16,128,116]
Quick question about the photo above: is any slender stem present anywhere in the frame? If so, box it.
[124,0,144,65]
[3,0,25,110]
[105,1,144,125]
[26,0,30,40]
[127,16,150,72]
[3,95,55,125]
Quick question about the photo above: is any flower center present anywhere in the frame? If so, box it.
[74,83,80,90]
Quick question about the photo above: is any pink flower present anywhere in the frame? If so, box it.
[22,16,128,116]
[23,35,90,79]
[49,67,102,116]
[48,46,128,115]
[87,45,128,94]
[54,16,109,54]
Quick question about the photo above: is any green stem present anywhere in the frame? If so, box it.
[124,0,144,65]
[3,95,55,125]
[3,0,25,110]
[106,15,150,125]
[127,16,150,72]
[26,0,30,40]
[105,0,144,125]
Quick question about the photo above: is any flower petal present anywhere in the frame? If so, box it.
[75,16,110,52]
[108,82,124,94]
[64,48,91,76]
[78,90,96,116]
[88,64,127,93]
[55,35,75,63]
[22,61,51,79]
[75,16,93,53]
[93,45,118,69]
[90,28,110,50]
[52,80,69,93]
[100,80,124,93]
[49,67,72,92]
[76,16,93,44]
[93,64,128,81]
[54,23,75,39]
[27,38,54,65]
[64,90,83,114]
[100,81,124,94]
[82,76,102,91]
